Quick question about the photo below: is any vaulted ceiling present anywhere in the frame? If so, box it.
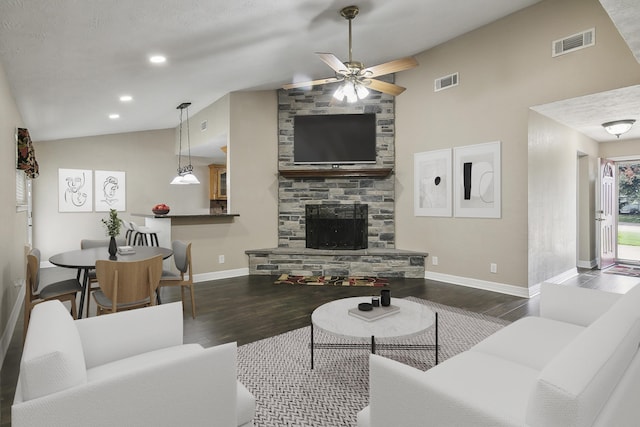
[0,0,638,148]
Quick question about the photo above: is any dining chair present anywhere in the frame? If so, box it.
[24,248,82,341]
[93,255,163,315]
[119,219,134,245]
[79,238,126,317]
[130,221,160,246]
[159,241,196,318]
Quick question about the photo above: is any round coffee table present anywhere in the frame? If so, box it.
[310,296,438,369]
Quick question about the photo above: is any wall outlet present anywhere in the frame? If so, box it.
[218,255,225,264]
[490,263,497,273]
[432,256,438,266]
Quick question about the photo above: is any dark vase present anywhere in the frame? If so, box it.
[381,289,391,306]
[108,236,117,260]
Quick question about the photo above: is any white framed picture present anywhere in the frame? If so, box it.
[453,141,501,218]
[58,168,93,212]
[95,170,126,212]
[414,149,452,217]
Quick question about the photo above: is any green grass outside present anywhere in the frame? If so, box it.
[619,231,640,246]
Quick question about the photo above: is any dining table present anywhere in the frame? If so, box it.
[49,245,173,318]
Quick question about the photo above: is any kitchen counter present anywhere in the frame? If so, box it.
[129,213,239,252]
[132,213,239,219]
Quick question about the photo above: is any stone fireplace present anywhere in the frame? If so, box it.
[305,204,368,250]
[244,78,428,278]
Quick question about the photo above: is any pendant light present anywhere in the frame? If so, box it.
[170,102,200,185]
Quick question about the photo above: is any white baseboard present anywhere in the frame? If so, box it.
[424,271,536,298]
[425,267,579,299]
[0,284,25,367]
[193,268,249,283]
[577,259,597,269]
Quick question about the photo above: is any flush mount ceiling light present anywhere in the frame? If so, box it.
[602,119,636,138]
[119,95,133,102]
[149,55,166,64]
[108,113,120,119]
[170,102,200,185]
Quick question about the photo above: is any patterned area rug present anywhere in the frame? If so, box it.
[605,264,640,277]
[274,274,389,287]
[237,297,510,427]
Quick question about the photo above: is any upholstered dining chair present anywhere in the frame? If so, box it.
[79,238,126,317]
[130,221,160,246]
[93,255,162,315]
[119,219,134,245]
[24,248,82,341]
[159,241,196,318]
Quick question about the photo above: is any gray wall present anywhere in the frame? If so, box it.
[0,61,28,347]
[394,0,640,292]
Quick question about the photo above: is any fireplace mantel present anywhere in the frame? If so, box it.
[279,168,393,179]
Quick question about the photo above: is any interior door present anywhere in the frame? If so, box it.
[596,158,616,269]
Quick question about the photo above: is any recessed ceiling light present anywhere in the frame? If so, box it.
[149,55,166,64]
[109,113,120,119]
[119,95,133,102]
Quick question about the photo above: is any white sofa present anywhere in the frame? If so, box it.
[13,300,255,427]
[357,282,640,427]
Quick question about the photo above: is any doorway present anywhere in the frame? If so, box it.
[617,160,640,264]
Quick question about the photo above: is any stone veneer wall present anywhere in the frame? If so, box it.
[278,78,396,249]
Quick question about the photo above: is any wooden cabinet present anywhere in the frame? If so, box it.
[208,164,227,200]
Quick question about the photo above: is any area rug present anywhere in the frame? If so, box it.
[604,264,640,278]
[274,274,389,287]
[237,296,510,427]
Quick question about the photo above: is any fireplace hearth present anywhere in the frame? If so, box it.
[305,204,368,250]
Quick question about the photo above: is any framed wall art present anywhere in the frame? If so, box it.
[414,148,452,217]
[95,170,126,212]
[453,141,501,218]
[58,168,93,212]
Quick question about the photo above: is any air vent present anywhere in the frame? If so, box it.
[552,28,595,57]
[200,120,208,131]
[434,72,459,92]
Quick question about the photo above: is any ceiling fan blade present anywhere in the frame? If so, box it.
[367,79,407,96]
[364,57,418,78]
[282,77,340,90]
[316,52,347,73]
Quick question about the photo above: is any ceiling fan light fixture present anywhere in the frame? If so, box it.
[333,85,345,101]
[355,84,369,99]
[602,119,636,138]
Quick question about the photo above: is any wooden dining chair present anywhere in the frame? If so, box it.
[93,255,163,315]
[79,238,126,317]
[159,241,196,318]
[24,248,82,341]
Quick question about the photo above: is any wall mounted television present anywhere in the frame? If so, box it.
[293,113,376,164]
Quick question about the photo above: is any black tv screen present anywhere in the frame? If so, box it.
[293,113,376,164]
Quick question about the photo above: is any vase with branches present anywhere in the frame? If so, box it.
[102,209,121,259]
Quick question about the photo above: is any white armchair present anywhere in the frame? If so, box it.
[12,300,255,427]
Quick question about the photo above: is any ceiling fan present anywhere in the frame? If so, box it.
[283,5,418,101]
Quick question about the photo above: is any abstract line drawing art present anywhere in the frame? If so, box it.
[414,149,452,217]
[453,141,501,218]
[95,170,126,212]
[58,169,93,212]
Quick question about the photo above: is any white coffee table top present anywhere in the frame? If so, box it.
[311,296,435,340]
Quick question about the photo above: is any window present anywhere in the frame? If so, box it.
[16,169,27,211]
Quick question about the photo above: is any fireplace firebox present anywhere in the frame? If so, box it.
[305,204,368,250]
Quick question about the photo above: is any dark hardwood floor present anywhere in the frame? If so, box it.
[2,268,637,425]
